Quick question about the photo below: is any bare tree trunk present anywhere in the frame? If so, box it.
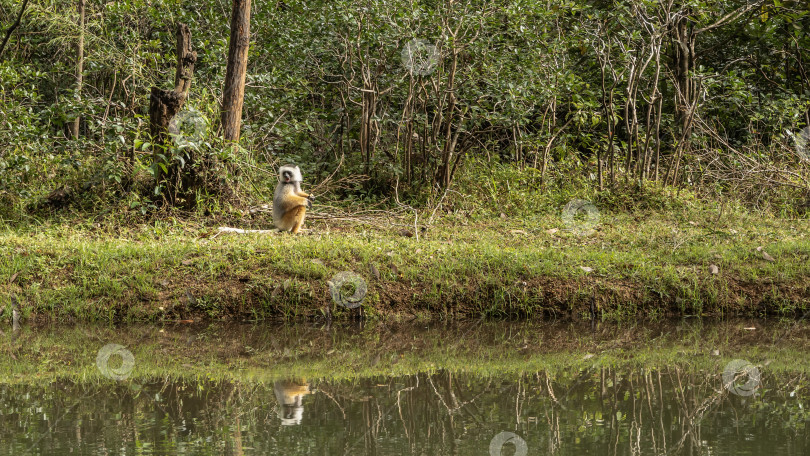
[360,73,377,174]
[69,0,85,139]
[437,48,459,189]
[0,0,30,59]
[666,14,697,186]
[221,0,252,142]
[607,85,617,186]
[653,96,662,181]
[149,24,197,203]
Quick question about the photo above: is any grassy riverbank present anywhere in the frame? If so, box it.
[2,176,810,323]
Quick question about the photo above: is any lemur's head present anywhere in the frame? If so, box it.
[278,164,303,184]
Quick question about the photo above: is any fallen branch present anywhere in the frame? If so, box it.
[213,226,278,239]
[244,204,413,233]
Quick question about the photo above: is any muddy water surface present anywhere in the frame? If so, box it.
[1,319,808,455]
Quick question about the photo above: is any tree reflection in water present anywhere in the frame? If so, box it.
[0,366,807,455]
[0,320,808,455]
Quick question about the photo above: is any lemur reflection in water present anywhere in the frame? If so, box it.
[273,379,311,425]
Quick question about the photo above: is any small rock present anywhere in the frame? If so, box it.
[762,251,775,262]
[546,228,559,235]
[181,259,193,266]
[709,264,719,275]
[580,266,593,273]
[500,213,507,219]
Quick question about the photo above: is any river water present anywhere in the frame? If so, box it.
[0,319,808,455]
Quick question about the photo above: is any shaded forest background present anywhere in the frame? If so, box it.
[1,0,809,219]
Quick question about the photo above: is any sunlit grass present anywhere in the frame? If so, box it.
[1,164,809,322]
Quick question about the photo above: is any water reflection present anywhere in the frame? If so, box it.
[1,367,808,454]
[0,320,808,455]
[274,379,311,425]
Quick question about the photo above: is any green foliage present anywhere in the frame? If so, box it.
[0,0,808,216]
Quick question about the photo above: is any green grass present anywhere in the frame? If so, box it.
[1,164,809,323]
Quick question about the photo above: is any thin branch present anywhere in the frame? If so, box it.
[693,1,766,36]
[0,0,31,59]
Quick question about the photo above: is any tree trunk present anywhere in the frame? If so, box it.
[148,23,197,203]
[665,14,697,186]
[666,2,767,185]
[660,3,762,186]
[221,0,252,142]
[436,48,459,189]
[69,0,85,139]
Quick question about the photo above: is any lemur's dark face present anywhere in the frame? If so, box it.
[279,165,300,183]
